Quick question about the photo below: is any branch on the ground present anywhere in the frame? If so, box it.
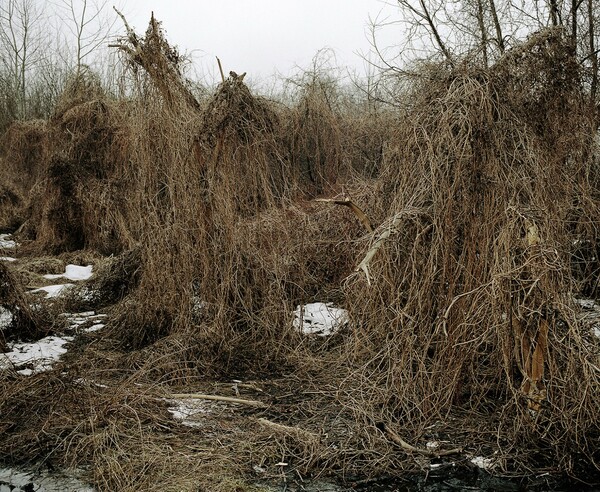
[168,393,268,408]
[377,422,463,457]
[257,417,320,440]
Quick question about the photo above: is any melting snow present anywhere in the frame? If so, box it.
[0,467,94,492]
[167,399,210,428]
[293,302,349,336]
[0,307,12,329]
[0,335,73,375]
[44,264,93,281]
[574,297,600,339]
[30,283,76,298]
[470,456,494,470]
[61,312,107,333]
[85,323,105,332]
[0,256,16,262]
[0,234,16,249]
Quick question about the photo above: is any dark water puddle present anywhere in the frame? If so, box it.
[259,468,600,492]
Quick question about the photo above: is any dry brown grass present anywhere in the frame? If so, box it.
[0,18,598,489]
[339,28,600,476]
[0,262,52,344]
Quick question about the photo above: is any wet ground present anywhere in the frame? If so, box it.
[2,463,599,491]
[0,467,93,492]
[257,467,600,492]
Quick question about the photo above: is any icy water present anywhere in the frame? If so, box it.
[0,467,94,492]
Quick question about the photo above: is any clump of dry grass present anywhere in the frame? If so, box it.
[0,119,47,193]
[0,368,280,491]
[0,183,24,232]
[0,262,51,345]
[1,15,598,487]
[282,73,344,194]
[0,120,48,231]
[338,28,600,475]
[14,69,135,255]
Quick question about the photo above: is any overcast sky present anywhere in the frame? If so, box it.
[121,0,400,83]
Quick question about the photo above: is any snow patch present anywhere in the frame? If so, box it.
[0,234,16,249]
[167,398,210,428]
[61,312,107,333]
[0,256,16,262]
[293,302,349,336]
[0,467,94,492]
[44,264,93,281]
[574,297,600,339]
[0,307,13,330]
[574,298,598,309]
[470,456,495,470]
[30,283,75,298]
[85,323,105,332]
[0,335,73,374]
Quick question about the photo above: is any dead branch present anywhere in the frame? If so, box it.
[257,418,320,440]
[377,422,462,457]
[216,57,225,83]
[314,197,373,233]
[168,393,268,408]
[354,212,429,285]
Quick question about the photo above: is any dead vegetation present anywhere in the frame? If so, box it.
[340,28,600,475]
[0,263,51,346]
[0,16,598,491]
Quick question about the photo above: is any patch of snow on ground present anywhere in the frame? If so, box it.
[167,399,210,428]
[574,297,600,339]
[574,298,598,309]
[0,307,12,329]
[85,323,105,332]
[0,234,16,249]
[30,283,75,298]
[44,264,93,281]
[61,312,107,333]
[0,335,73,374]
[293,302,349,336]
[0,256,16,262]
[0,467,94,492]
[470,456,495,470]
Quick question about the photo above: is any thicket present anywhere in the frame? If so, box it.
[0,11,599,489]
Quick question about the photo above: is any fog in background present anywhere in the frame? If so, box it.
[122,0,400,83]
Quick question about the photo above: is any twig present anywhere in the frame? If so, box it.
[257,418,319,440]
[440,281,492,336]
[377,422,462,457]
[216,57,225,83]
[113,7,136,41]
[354,213,406,285]
[314,197,373,233]
[168,393,268,408]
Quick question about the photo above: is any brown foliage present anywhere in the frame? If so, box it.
[0,263,50,344]
[341,28,600,473]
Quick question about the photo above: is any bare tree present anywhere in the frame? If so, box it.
[0,0,45,119]
[55,0,118,77]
